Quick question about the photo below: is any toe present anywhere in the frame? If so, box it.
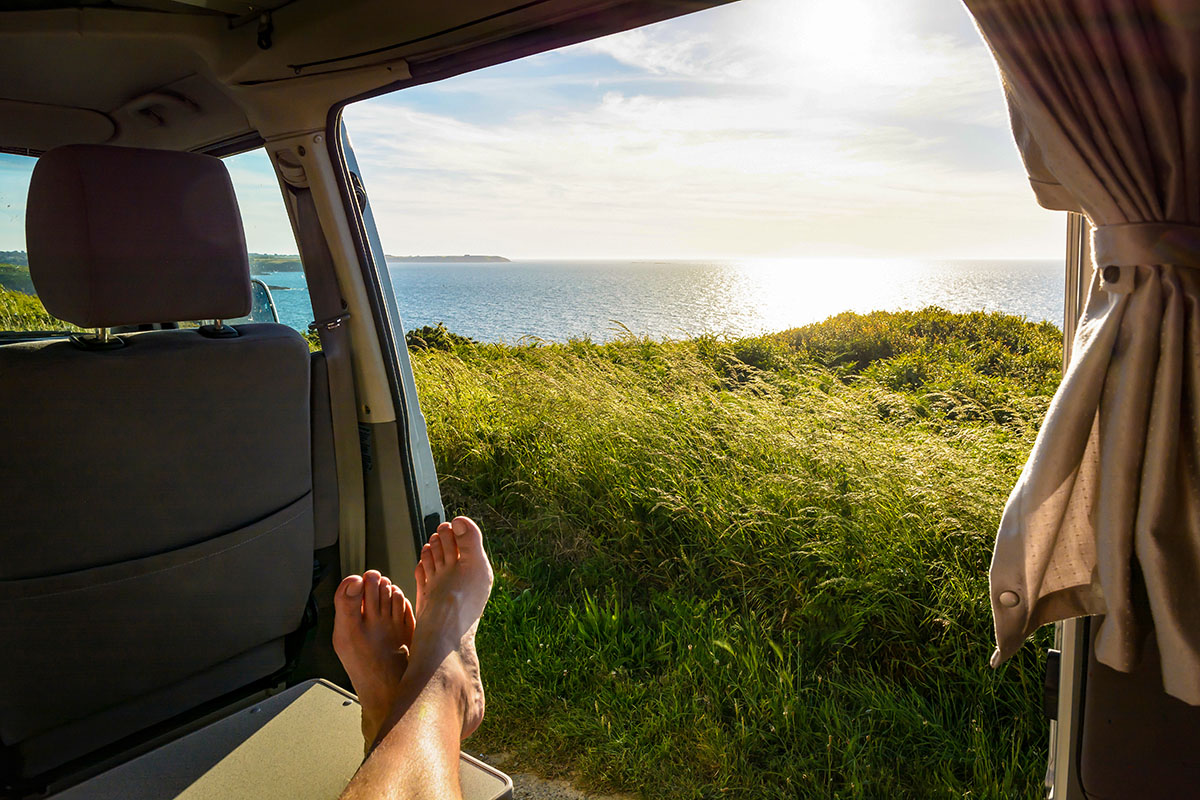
[381,577,395,616]
[420,543,436,577]
[363,570,383,620]
[381,582,395,618]
[388,585,402,616]
[333,575,364,621]
[400,592,415,643]
[451,516,485,557]
[429,532,446,568]
[391,588,414,640]
[441,523,461,562]
[415,562,427,600]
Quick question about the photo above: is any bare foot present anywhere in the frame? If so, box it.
[333,569,416,749]
[408,516,493,739]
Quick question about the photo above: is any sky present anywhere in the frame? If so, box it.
[0,0,1065,260]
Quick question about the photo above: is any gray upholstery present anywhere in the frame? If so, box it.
[25,144,251,327]
[0,327,312,579]
[0,492,310,745]
[0,145,318,778]
[15,640,286,777]
[311,351,341,550]
[0,327,315,767]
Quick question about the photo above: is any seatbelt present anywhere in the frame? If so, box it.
[291,185,367,577]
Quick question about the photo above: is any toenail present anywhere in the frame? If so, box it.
[346,581,363,597]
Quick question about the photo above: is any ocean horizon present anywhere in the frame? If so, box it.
[259,257,1065,343]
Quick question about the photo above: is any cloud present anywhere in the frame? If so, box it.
[340,0,1058,259]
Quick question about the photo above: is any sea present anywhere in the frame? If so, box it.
[259,258,1065,343]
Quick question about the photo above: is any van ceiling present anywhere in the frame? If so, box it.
[0,0,732,155]
[0,0,293,17]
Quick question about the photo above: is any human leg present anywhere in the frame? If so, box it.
[334,517,493,799]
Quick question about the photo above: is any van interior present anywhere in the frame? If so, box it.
[0,1,1197,798]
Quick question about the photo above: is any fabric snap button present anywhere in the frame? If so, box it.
[999,591,1020,608]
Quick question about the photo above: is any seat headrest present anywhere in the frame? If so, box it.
[25,144,252,328]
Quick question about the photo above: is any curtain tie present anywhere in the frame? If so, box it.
[1093,223,1200,294]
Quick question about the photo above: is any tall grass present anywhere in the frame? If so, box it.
[410,309,1059,799]
[0,285,72,331]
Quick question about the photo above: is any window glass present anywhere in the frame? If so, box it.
[0,153,68,333]
[0,148,310,335]
[223,149,312,333]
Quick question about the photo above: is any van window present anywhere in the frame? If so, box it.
[0,148,310,335]
[222,149,313,333]
[0,153,65,333]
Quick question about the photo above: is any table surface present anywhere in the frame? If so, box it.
[48,679,512,800]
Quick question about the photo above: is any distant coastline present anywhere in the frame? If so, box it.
[4,250,513,276]
[247,254,513,273]
[385,254,511,263]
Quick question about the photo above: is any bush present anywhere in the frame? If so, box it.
[406,322,477,351]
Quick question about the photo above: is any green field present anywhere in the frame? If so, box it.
[409,309,1060,799]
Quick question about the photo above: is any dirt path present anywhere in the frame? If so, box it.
[472,751,634,800]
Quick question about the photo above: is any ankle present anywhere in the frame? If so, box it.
[428,653,472,715]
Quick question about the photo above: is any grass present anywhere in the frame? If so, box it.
[408,309,1060,799]
[0,282,74,331]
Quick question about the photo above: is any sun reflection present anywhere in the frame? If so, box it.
[720,257,919,333]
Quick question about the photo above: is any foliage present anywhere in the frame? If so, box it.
[410,308,1061,799]
[0,285,73,331]
[782,308,1061,393]
[0,262,35,295]
[249,254,304,273]
[406,323,477,351]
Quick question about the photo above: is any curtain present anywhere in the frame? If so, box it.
[965,0,1200,704]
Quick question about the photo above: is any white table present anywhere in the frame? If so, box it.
[48,679,512,800]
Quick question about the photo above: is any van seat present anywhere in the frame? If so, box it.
[0,144,315,783]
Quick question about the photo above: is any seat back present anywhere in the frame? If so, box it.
[0,145,316,780]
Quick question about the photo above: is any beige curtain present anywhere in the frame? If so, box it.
[965,0,1200,704]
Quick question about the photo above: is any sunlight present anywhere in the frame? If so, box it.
[761,0,902,87]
